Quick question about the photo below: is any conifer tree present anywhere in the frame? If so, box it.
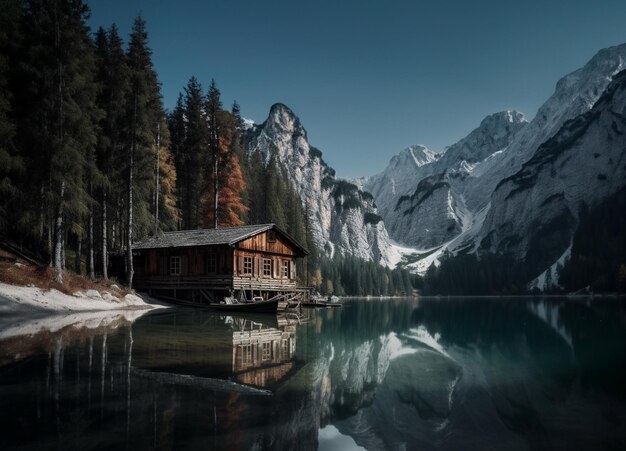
[214,110,247,227]
[205,79,222,228]
[19,0,100,283]
[180,76,207,228]
[168,94,186,229]
[125,16,164,287]
[94,24,130,279]
[0,0,22,232]
[153,114,179,231]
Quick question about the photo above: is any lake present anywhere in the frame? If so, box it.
[0,297,625,450]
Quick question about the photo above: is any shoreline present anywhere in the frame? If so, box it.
[0,281,168,316]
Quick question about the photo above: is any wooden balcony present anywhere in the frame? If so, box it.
[134,274,298,292]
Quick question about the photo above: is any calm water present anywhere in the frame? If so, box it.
[0,297,625,450]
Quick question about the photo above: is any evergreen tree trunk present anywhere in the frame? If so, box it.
[89,207,95,279]
[154,122,160,235]
[127,94,136,288]
[48,222,53,267]
[39,185,45,242]
[61,229,66,271]
[75,233,82,275]
[213,156,218,229]
[127,140,134,288]
[54,181,65,284]
[102,191,108,280]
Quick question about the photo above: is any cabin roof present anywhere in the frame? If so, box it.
[132,224,309,256]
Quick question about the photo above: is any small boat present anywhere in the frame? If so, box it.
[208,297,279,313]
[328,295,341,304]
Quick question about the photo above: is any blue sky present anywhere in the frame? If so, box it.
[88,0,626,178]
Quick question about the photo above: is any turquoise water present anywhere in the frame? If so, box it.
[0,297,624,450]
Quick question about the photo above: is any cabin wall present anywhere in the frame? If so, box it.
[134,244,233,277]
[132,228,304,298]
[237,231,295,256]
[233,229,297,282]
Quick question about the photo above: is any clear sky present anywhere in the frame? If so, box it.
[88,0,626,178]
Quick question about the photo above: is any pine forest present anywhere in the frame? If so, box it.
[0,1,417,296]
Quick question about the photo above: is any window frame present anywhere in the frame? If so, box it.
[206,252,217,274]
[170,256,181,276]
[243,256,253,275]
[262,341,271,361]
[281,260,290,279]
[262,258,272,277]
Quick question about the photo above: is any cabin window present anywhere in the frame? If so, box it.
[263,258,272,277]
[282,260,290,278]
[170,256,181,276]
[281,339,289,357]
[262,341,271,361]
[243,256,253,275]
[241,345,252,365]
[206,253,217,274]
[268,230,277,242]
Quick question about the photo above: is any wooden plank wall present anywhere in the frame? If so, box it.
[139,245,233,276]
[237,231,295,256]
[136,230,301,281]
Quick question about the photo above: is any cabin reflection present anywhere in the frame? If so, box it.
[131,311,302,391]
[231,317,297,388]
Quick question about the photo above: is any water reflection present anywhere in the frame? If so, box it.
[130,311,301,393]
[0,298,624,450]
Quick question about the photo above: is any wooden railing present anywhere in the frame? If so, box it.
[134,274,298,291]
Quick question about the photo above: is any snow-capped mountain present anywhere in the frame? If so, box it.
[366,144,439,219]
[478,67,626,277]
[367,43,626,281]
[367,110,527,248]
[246,103,399,266]
[465,43,626,212]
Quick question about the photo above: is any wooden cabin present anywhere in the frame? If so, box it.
[132,224,309,304]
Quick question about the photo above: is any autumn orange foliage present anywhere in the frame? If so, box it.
[202,113,248,227]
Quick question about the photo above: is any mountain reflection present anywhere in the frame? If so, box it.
[319,298,626,451]
[0,298,624,450]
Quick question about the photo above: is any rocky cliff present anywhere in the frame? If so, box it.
[246,103,399,266]
[366,43,626,282]
[478,68,626,281]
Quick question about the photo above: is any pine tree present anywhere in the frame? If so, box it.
[154,114,179,231]
[205,79,222,228]
[168,94,186,229]
[180,76,207,229]
[0,0,23,232]
[19,0,100,283]
[94,24,130,279]
[215,110,247,226]
[125,16,164,287]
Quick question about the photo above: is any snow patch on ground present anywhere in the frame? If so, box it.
[388,240,422,268]
[528,244,572,292]
[0,282,165,315]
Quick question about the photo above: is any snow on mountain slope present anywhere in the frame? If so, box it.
[366,144,439,220]
[369,110,527,247]
[367,43,626,277]
[477,68,626,281]
[246,103,399,266]
[466,43,626,213]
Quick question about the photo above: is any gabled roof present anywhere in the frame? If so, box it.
[132,224,309,256]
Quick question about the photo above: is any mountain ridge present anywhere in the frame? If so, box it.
[364,42,626,285]
[245,103,400,266]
